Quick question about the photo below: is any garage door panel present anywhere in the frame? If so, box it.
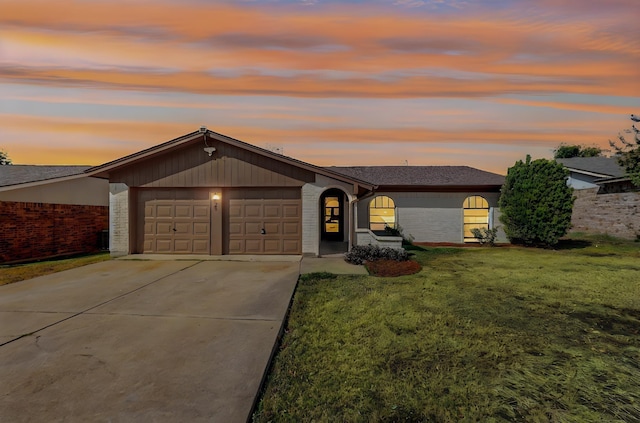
[245,239,262,253]
[282,204,300,218]
[264,222,281,235]
[228,195,301,254]
[155,239,172,253]
[283,240,300,254]
[174,222,191,234]
[173,239,192,253]
[245,204,262,218]
[283,222,300,236]
[174,205,193,218]
[156,205,173,218]
[193,205,210,218]
[156,222,174,235]
[193,222,209,235]
[264,205,281,218]
[245,222,262,235]
[264,239,281,253]
[193,240,209,254]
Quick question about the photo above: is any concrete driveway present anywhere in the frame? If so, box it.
[0,258,301,422]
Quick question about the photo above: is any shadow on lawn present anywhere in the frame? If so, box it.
[554,239,592,250]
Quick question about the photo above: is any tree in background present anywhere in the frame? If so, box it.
[609,114,640,186]
[0,149,12,165]
[553,144,602,159]
[499,155,574,247]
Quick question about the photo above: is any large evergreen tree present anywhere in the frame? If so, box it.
[499,155,574,247]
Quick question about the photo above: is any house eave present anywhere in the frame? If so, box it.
[374,184,503,193]
[85,129,375,192]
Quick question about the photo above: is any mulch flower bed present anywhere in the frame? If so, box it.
[365,259,422,277]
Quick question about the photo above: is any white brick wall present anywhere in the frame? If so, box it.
[302,175,356,256]
[356,191,507,243]
[109,183,130,257]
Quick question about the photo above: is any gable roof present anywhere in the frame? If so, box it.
[326,166,505,187]
[556,157,625,178]
[0,165,91,188]
[86,129,375,190]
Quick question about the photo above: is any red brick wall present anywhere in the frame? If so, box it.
[571,189,640,239]
[0,201,109,263]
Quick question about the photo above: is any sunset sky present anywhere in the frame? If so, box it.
[1,0,638,174]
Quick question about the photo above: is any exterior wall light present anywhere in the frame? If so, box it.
[212,193,221,210]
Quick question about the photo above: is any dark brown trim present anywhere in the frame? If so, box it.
[374,185,502,193]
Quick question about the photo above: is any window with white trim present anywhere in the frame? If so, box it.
[369,195,396,231]
[463,195,489,242]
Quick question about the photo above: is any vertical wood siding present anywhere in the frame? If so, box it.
[110,139,315,188]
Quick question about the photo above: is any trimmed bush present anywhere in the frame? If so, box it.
[470,227,499,246]
[499,155,574,247]
[344,245,409,265]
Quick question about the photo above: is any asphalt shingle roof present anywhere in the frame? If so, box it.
[0,165,90,187]
[556,157,625,178]
[325,166,505,186]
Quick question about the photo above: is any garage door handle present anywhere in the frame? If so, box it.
[261,228,266,235]
[172,228,177,232]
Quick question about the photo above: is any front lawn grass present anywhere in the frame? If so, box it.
[254,236,640,422]
[0,253,110,286]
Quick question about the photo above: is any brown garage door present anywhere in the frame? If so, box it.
[143,199,210,254]
[228,198,301,254]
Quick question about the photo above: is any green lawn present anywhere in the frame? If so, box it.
[254,236,640,422]
[0,253,111,286]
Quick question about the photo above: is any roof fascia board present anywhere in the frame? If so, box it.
[375,185,502,193]
[85,131,203,177]
[565,167,613,178]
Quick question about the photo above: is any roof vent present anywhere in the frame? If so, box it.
[199,126,207,134]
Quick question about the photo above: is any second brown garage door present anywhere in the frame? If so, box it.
[227,193,301,255]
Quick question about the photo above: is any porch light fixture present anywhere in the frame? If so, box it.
[212,193,221,210]
[201,125,216,156]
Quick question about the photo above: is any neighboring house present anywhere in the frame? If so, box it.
[86,128,506,257]
[556,157,640,239]
[0,165,109,263]
[555,157,627,190]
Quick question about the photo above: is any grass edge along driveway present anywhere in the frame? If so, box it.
[0,253,110,286]
[254,237,640,422]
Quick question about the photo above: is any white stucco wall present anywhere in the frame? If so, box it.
[109,183,130,257]
[357,191,507,243]
[301,175,356,256]
[0,177,108,206]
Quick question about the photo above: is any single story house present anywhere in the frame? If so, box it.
[555,157,628,191]
[86,128,506,257]
[0,165,109,263]
[556,157,639,239]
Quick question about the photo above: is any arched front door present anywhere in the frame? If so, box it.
[321,189,345,242]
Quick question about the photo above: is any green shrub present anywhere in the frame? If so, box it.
[499,155,574,247]
[344,245,409,265]
[470,227,499,246]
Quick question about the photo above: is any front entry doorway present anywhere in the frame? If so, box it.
[321,189,345,242]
